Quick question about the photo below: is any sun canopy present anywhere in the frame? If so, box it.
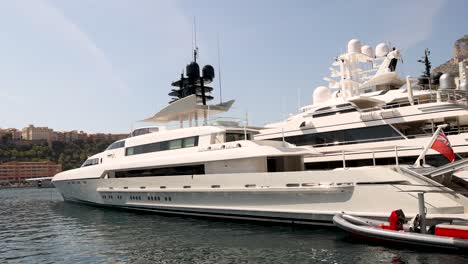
[142,95,235,123]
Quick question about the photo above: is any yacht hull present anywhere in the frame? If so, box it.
[53,168,468,226]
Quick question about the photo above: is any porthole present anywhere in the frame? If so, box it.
[211,185,221,188]
[168,197,172,202]
[286,183,300,187]
[183,186,191,189]
[160,186,166,189]
[164,197,167,201]
[245,184,256,188]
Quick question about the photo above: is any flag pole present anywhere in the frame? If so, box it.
[413,124,447,167]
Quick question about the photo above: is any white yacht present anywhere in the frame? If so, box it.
[52,49,468,225]
[256,39,468,170]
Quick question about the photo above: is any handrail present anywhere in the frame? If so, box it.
[264,89,468,126]
[360,89,468,113]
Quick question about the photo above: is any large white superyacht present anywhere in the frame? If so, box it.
[52,48,468,225]
[256,39,468,171]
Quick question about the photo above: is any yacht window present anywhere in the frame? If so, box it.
[125,136,199,156]
[184,137,196,147]
[81,158,99,167]
[106,140,125,151]
[316,106,332,112]
[273,125,403,147]
[115,164,205,178]
[225,133,251,142]
[312,108,357,118]
[169,139,182,150]
[131,127,159,137]
[336,103,352,108]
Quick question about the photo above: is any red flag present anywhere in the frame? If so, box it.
[431,131,455,162]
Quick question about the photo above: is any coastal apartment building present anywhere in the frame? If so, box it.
[0,128,22,140]
[0,161,62,184]
[21,125,54,141]
[17,125,127,143]
[55,130,88,142]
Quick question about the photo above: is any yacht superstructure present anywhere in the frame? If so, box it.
[52,44,468,225]
[52,122,468,225]
[256,39,468,170]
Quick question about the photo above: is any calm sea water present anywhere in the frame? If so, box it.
[0,188,467,264]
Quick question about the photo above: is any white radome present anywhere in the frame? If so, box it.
[347,39,362,53]
[361,45,374,58]
[313,86,332,105]
[375,42,390,57]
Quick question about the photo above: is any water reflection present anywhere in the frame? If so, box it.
[1,188,467,264]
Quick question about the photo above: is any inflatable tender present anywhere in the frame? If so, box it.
[333,211,468,250]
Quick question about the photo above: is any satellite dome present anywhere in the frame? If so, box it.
[313,86,332,105]
[375,43,390,57]
[361,45,374,58]
[202,65,215,81]
[186,62,200,79]
[347,39,362,53]
[439,73,456,89]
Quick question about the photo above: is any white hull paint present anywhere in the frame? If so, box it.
[53,168,468,225]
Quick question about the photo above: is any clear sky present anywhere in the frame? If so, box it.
[0,0,467,133]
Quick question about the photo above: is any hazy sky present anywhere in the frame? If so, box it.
[0,0,467,133]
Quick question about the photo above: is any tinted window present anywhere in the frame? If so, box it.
[336,103,352,108]
[115,164,205,177]
[106,140,125,150]
[131,127,159,137]
[81,158,99,167]
[226,133,251,142]
[126,136,199,156]
[275,125,402,147]
[312,108,357,118]
[316,106,332,111]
